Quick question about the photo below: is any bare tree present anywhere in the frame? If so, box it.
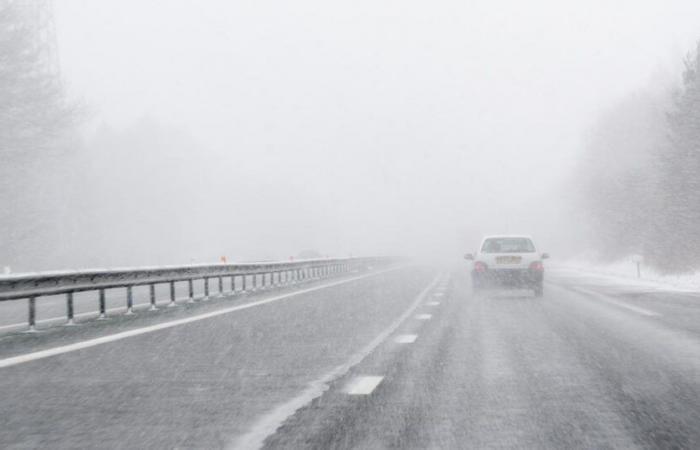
[0,0,76,156]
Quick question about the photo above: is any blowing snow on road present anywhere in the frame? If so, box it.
[2,266,700,448]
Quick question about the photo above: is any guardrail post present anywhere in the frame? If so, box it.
[149,284,158,311]
[65,292,75,325]
[126,286,134,315]
[203,278,210,300]
[253,274,258,291]
[242,275,246,292]
[98,289,107,319]
[218,276,223,297]
[168,281,176,307]
[27,296,37,332]
[188,279,195,303]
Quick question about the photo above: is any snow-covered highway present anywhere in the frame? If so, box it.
[2,265,700,448]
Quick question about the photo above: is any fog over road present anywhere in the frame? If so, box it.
[2,266,700,449]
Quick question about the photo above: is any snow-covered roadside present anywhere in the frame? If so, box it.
[549,259,700,294]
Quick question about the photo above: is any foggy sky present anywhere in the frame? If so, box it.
[51,0,700,263]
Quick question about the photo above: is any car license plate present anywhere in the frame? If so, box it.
[496,256,521,264]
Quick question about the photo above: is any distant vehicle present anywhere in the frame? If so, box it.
[464,235,549,297]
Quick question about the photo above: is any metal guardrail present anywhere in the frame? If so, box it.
[0,257,392,332]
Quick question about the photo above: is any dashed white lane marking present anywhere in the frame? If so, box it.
[0,267,406,370]
[416,314,432,320]
[426,301,440,306]
[231,273,442,450]
[394,334,418,344]
[433,292,444,297]
[576,287,660,317]
[344,376,385,395]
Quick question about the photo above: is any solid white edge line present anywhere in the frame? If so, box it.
[230,273,442,450]
[344,376,385,395]
[574,287,660,317]
[0,267,405,369]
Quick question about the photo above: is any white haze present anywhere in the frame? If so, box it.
[45,0,700,267]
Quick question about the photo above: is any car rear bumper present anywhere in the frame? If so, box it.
[472,269,543,287]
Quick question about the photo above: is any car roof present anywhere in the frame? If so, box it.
[481,235,534,241]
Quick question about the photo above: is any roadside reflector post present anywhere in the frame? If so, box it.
[65,292,75,325]
[125,286,134,315]
[98,289,107,319]
[27,296,37,332]
[149,284,158,311]
[168,281,176,307]
[632,254,643,279]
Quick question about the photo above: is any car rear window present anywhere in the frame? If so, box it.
[481,238,535,253]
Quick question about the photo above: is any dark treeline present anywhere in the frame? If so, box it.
[579,42,700,273]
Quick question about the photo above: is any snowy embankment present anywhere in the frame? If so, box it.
[550,258,700,293]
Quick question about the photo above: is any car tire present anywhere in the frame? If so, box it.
[472,278,482,295]
[533,283,543,297]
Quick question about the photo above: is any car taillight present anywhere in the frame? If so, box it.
[474,261,488,272]
[529,261,544,271]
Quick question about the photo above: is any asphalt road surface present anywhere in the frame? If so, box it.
[2,264,700,449]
